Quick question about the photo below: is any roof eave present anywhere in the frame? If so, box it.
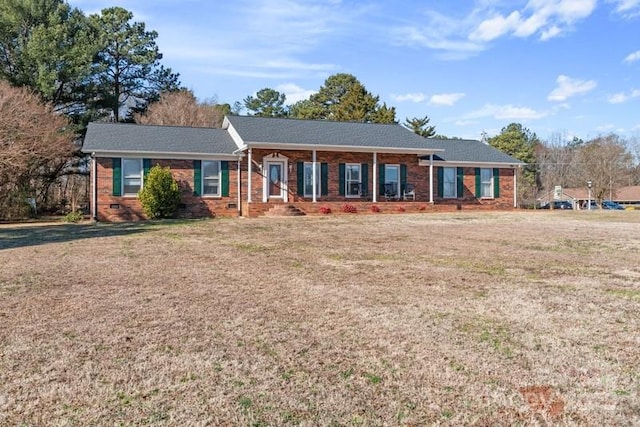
[421,159,525,168]
[83,149,243,160]
[242,141,444,155]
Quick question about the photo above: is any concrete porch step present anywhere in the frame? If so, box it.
[264,205,306,217]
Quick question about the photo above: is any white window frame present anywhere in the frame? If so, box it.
[443,167,457,198]
[384,164,400,198]
[480,168,494,198]
[202,160,221,197]
[122,158,142,196]
[303,162,320,197]
[345,163,361,197]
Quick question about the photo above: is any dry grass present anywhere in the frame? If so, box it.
[1,211,639,426]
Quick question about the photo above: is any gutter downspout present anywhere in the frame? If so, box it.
[237,158,242,216]
[429,154,434,204]
[232,148,246,217]
[91,153,98,221]
[514,167,518,208]
[247,148,253,203]
[373,152,377,203]
[312,150,317,203]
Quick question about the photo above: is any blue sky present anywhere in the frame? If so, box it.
[69,0,640,142]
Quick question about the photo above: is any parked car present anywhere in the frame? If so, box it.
[581,200,599,210]
[601,200,624,210]
[541,200,573,210]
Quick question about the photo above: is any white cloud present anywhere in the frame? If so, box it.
[608,93,628,104]
[609,0,640,16]
[118,0,362,81]
[454,119,478,127]
[608,89,640,104]
[470,0,597,42]
[596,124,616,131]
[430,93,466,106]
[391,9,486,60]
[470,11,521,42]
[540,25,562,40]
[391,93,427,103]
[275,83,316,104]
[624,50,640,63]
[464,104,548,120]
[548,75,597,101]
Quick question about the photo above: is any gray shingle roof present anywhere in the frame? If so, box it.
[226,115,437,151]
[82,122,238,156]
[82,117,524,166]
[426,139,524,165]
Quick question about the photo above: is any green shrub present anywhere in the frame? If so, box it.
[138,165,181,219]
[63,210,83,223]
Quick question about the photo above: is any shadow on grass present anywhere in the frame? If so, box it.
[0,222,154,250]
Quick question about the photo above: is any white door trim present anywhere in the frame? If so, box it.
[262,154,288,202]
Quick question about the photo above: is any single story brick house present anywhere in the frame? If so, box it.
[81,115,524,220]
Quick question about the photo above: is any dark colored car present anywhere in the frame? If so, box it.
[601,200,624,210]
[541,200,573,210]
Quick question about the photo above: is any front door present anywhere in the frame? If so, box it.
[266,161,285,199]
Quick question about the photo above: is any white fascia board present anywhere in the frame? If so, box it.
[420,159,524,168]
[87,150,242,160]
[225,122,246,150]
[244,141,443,155]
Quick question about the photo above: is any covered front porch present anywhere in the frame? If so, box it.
[240,146,442,215]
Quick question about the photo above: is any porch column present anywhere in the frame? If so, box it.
[91,153,97,221]
[429,154,434,204]
[513,168,518,208]
[247,148,252,203]
[372,152,377,203]
[312,150,317,203]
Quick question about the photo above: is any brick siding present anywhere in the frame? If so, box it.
[95,158,240,221]
[93,152,516,221]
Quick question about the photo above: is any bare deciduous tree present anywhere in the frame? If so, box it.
[536,132,580,194]
[135,90,227,128]
[575,134,633,202]
[0,80,76,219]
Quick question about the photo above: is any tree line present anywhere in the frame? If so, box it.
[1,0,638,219]
[487,123,640,207]
[0,0,181,218]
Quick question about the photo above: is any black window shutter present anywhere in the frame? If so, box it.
[457,167,464,198]
[493,168,500,198]
[475,168,481,198]
[193,160,202,196]
[112,158,121,196]
[338,163,345,196]
[221,161,229,197]
[378,163,385,196]
[400,164,407,193]
[321,163,329,196]
[437,167,444,198]
[296,162,304,196]
[361,164,368,195]
[143,159,151,178]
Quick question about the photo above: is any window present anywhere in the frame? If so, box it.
[345,163,361,197]
[384,164,400,197]
[303,162,321,197]
[480,168,493,198]
[443,167,457,198]
[203,160,221,196]
[122,158,142,196]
